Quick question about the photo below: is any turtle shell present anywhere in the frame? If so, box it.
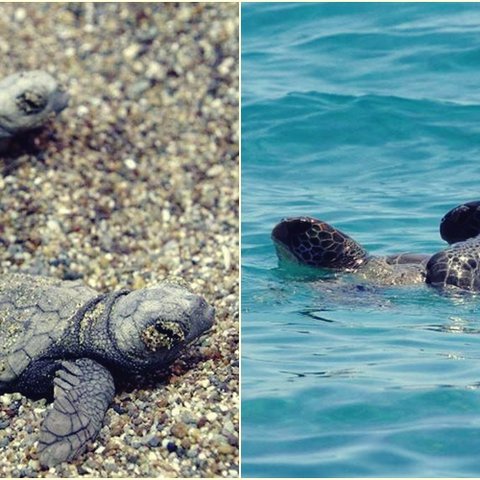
[0,274,97,384]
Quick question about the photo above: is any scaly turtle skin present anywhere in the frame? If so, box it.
[272,201,480,291]
[0,273,214,467]
[0,71,69,150]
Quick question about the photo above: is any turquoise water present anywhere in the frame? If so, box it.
[241,3,480,477]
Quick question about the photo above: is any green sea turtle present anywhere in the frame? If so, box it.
[0,70,69,151]
[0,273,214,467]
[272,201,480,291]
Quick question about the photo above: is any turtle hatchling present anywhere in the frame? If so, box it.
[0,70,69,151]
[0,273,214,467]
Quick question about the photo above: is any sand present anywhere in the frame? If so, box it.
[0,2,238,477]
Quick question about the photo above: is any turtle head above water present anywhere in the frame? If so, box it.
[0,70,69,136]
[109,283,214,369]
[440,200,480,245]
[272,216,368,270]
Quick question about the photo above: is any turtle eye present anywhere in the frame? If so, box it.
[16,90,47,115]
[141,320,186,351]
[155,321,185,342]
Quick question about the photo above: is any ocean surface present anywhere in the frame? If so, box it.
[241,3,480,477]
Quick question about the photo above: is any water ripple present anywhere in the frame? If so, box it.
[242,3,480,477]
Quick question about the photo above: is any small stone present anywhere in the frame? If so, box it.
[111,404,127,415]
[95,445,105,455]
[206,165,224,177]
[147,435,161,448]
[198,379,209,388]
[180,412,196,425]
[124,158,137,170]
[181,437,191,449]
[104,461,118,473]
[218,57,235,76]
[197,416,207,428]
[136,27,158,43]
[170,422,187,439]
[205,412,218,422]
[226,432,238,447]
[109,421,124,437]
[14,8,26,22]
[166,441,177,453]
[132,276,146,290]
[217,443,234,455]
[123,43,141,60]
[0,437,10,447]
[127,81,151,99]
[145,62,165,81]
[126,454,138,464]
[77,105,89,116]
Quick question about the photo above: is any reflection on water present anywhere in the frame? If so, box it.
[298,309,335,323]
[280,368,360,379]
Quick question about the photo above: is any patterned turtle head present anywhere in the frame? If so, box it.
[272,216,368,270]
[440,201,480,245]
[0,70,69,136]
[109,283,214,368]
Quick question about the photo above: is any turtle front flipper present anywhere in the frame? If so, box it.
[271,217,368,270]
[38,358,115,467]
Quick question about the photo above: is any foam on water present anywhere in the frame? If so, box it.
[242,3,480,477]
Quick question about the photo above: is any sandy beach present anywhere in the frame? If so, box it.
[0,3,238,477]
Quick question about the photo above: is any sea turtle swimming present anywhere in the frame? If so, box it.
[0,70,69,151]
[272,200,480,292]
[0,273,214,467]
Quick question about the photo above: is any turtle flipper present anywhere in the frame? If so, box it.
[37,358,115,467]
[271,217,368,270]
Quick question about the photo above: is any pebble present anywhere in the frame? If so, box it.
[145,62,164,81]
[170,421,188,439]
[124,158,137,170]
[14,8,26,23]
[123,43,142,60]
[127,80,151,99]
[147,435,161,448]
[180,412,197,425]
[206,412,218,422]
[76,105,89,116]
[217,443,234,455]
[167,441,178,453]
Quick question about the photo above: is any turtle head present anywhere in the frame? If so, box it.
[440,201,480,245]
[109,283,214,369]
[272,217,368,270]
[0,70,69,135]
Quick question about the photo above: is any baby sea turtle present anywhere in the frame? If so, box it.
[272,200,480,291]
[0,273,214,467]
[0,71,69,151]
